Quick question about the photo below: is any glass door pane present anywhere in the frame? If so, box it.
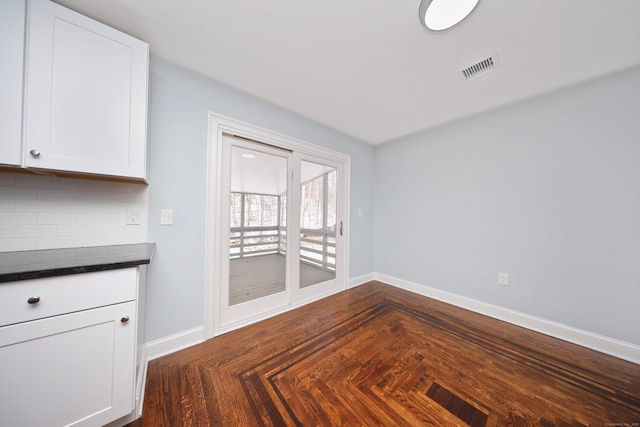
[228,144,288,306]
[299,160,337,288]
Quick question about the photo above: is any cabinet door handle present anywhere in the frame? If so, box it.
[27,296,41,305]
[29,149,41,157]
[121,316,130,323]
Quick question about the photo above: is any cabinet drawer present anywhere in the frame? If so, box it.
[0,268,137,327]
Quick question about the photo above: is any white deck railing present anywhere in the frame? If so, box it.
[230,226,335,271]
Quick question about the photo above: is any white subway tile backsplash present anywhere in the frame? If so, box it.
[76,190,108,203]
[15,199,58,213]
[0,212,37,225]
[0,226,13,239]
[111,192,144,204]
[0,200,15,211]
[37,212,76,225]
[99,203,132,214]
[0,172,148,252]
[75,235,115,247]
[57,202,96,213]
[0,186,38,200]
[76,213,111,224]
[35,237,75,250]
[14,225,57,238]
[57,224,94,236]
[109,213,126,223]
[57,179,96,192]
[110,234,142,245]
[91,224,114,235]
[3,239,36,251]
[15,174,59,189]
[38,189,78,202]
[0,175,16,187]
[93,181,128,193]
[94,223,133,236]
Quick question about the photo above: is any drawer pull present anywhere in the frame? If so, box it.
[27,296,41,305]
[121,316,130,323]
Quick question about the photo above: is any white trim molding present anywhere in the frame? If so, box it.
[374,272,640,365]
[215,286,345,337]
[349,272,375,288]
[144,273,639,368]
[145,326,204,361]
[134,346,148,418]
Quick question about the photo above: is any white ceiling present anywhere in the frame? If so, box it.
[230,141,335,195]
[55,0,640,145]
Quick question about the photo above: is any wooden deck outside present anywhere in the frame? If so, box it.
[127,281,640,426]
[230,253,335,305]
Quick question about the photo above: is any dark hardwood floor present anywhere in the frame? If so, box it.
[127,281,640,426]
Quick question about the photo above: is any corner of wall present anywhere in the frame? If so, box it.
[374,272,640,365]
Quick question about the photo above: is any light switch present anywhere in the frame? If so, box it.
[160,209,173,225]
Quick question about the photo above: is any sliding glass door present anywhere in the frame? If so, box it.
[217,135,345,330]
[220,136,291,327]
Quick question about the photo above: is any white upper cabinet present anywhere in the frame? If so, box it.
[24,0,149,181]
[0,0,26,167]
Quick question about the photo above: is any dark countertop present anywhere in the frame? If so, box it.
[0,243,156,283]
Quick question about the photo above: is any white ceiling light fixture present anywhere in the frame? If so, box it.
[419,0,481,31]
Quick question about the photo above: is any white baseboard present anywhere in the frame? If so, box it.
[349,272,375,288]
[145,274,366,360]
[374,272,640,365]
[142,274,640,365]
[146,326,204,361]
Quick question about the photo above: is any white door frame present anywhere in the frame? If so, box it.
[204,112,350,338]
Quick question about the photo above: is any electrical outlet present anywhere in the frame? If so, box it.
[126,207,142,225]
[498,272,509,286]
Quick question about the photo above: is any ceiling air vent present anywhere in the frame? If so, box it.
[462,56,496,80]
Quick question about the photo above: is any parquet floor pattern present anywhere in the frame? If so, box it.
[128,282,640,426]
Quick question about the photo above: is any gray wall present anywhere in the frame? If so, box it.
[374,66,640,345]
[145,55,639,347]
[145,57,375,342]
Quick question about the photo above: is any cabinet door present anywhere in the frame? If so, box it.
[0,302,136,427]
[24,0,149,180]
[0,0,26,167]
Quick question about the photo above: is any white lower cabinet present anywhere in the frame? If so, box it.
[0,303,135,427]
[0,268,145,427]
